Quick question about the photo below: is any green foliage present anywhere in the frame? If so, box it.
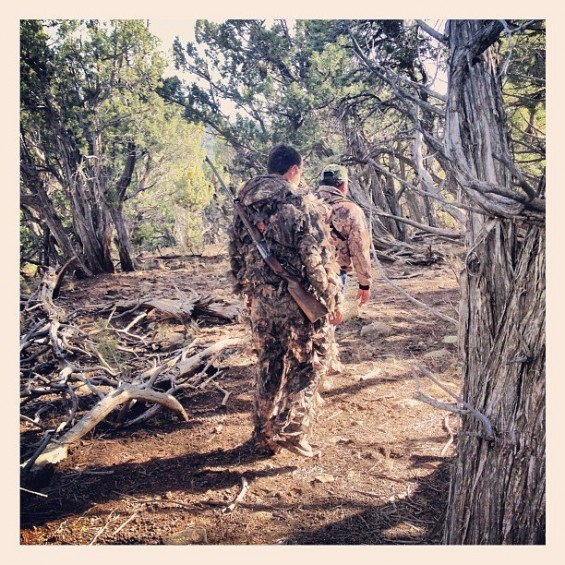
[124,111,212,252]
[498,21,545,180]
[90,321,128,374]
[20,19,213,267]
[173,20,354,172]
[170,19,437,175]
[20,212,41,263]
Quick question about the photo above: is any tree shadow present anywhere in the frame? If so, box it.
[20,439,296,530]
[321,371,417,401]
[281,459,451,545]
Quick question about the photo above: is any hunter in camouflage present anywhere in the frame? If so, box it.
[314,164,372,305]
[229,145,343,457]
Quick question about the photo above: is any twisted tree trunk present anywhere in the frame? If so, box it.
[442,20,545,544]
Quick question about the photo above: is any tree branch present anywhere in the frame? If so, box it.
[416,20,448,45]
[412,364,495,441]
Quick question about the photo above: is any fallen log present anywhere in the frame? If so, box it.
[24,384,189,471]
[112,295,243,323]
[22,336,245,470]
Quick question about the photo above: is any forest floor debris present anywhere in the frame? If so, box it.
[20,244,462,545]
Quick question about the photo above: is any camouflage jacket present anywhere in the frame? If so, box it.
[229,175,342,315]
[314,184,372,288]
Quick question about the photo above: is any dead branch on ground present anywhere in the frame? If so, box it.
[20,268,246,472]
[223,475,250,513]
[371,245,458,326]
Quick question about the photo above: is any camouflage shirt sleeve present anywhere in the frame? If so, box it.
[348,205,372,288]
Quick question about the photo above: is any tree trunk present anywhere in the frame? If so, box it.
[109,204,136,272]
[445,223,545,544]
[108,141,138,272]
[69,184,115,274]
[381,153,405,240]
[20,188,92,278]
[442,20,545,544]
[412,128,438,228]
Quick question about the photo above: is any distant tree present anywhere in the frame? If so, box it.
[169,19,337,177]
[20,19,210,275]
[125,116,213,253]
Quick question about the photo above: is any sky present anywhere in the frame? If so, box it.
[148,19,195,74]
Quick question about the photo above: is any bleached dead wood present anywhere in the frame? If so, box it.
[440,413,456,456]
[111,294,243,323]
[222,475,250,514]
[20,267,246,474]
[121,339,244,427]
[215,383,231,407]
[25,384,189,470]
[376,210,462,240]
[34,267,69,359]
[177,337,245,377]
[412,364,494,441]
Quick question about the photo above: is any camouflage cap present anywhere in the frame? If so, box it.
[320,164,348,184]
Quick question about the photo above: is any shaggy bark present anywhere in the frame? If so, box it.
[442,20,545,544]
[445,225,545,544]
[20,155,92,277]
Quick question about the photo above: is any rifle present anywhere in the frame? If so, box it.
[205,156,328,323]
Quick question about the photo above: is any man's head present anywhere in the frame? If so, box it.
[267,144,303,187]
[320,164,348,194]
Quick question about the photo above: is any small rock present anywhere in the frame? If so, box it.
[162,527,208,545]
[360,322,394,338]
[443,335,458,345]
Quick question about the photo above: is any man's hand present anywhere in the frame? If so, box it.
[356,288,370,306]
[329,308,343,326]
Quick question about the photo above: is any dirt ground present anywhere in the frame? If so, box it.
[20,243,463,545]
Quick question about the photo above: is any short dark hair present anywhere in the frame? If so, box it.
[267,144,302,175]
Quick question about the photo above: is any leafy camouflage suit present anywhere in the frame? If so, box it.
[229,174,342,453]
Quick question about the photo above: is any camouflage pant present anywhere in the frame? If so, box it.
[249,289,331,445]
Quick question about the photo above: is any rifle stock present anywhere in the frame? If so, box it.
[264,256,329,323]
[205,156,329,323]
